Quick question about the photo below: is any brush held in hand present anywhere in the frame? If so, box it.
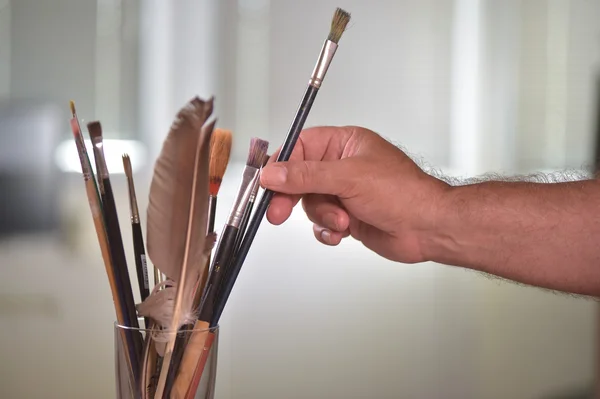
[210,7,351,326]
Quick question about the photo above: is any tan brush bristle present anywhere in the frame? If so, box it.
[328,8,351,44]
[208,128,232,196]
[69,100,76,117]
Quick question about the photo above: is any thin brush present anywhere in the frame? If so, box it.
[70,101,102,202]
[122,154,150,321]
[211,8,351,327]
[69,106,138,386]
[196,128,233,307]
[88,122,143,376]
[169,138,268,398]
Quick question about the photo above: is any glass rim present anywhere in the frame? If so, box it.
[114,321,219,333]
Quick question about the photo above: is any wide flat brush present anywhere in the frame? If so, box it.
[169,138,268,398]
[232,152,269,256]
[211,7,351,327]
[88,122,141,329]
[88,122,143,385]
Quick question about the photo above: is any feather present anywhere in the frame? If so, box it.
[135,96,216,398]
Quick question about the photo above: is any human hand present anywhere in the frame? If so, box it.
[259,126,450,263]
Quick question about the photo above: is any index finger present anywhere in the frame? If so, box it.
[266,125,355,164]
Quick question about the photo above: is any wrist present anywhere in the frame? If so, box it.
[418,183,467,266]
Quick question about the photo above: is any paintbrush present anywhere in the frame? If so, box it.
[211,7,351,327]
[196,128,233,307]
[69,104,139,387]
[183,150,268,399]
[88,122,141,330]
[232,152,269,256]
[88,122,143,387]
[135,97,216,399]
[122,154,150,320]
[169,138,268,399]
[198,137,268,325]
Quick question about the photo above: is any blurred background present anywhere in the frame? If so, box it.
[0,0,599,398]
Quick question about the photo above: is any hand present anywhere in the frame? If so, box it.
[259,126,450,263]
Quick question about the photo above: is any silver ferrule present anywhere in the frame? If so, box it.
[126,177,140,224]
[92,138,110,180]
[248,172,261,202]
[227,166,260,227]
[308,40,338,89]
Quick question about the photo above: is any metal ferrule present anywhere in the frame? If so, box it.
[248,173,261,202]
[227,166,260,227]
[126,177,140,224]
[308,40,338,88]
[92,138,110,180]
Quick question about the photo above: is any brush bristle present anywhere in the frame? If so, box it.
[247,138,269,169]
[261,153,270,168]
[328,8,351,44]
[87,121,103,140]
[209,128,233,195]
[69,100,76,117]
[122,154,133,178]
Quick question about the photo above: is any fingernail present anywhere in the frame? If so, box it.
[261,164,287,186]
[320,228,332,244]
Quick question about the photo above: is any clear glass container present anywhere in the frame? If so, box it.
[114,321,219,399]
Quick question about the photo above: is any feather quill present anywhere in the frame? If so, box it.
[135,96,216,398]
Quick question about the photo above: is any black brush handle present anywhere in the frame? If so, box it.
[198,224,239,322]
[208,196,217,234]
[211,85,319,326]
[233,199,254,255]
[132,222,150,302]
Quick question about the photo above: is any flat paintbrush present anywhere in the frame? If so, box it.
[88,122,143,380]
[232,152,269,256]
[211,7,351,327]
[169,137,268,398]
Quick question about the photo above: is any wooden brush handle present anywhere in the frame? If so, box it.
[184,332,216,399]
[170,320,211,399]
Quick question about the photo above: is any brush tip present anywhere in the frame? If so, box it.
[87,121,102,140]
[247,137,269,169]
[209,128,233,195]
[69,100,76,116]
[122,153,133,177]
[328,7,351,44]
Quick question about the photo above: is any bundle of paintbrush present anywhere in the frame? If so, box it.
[70,6,350,399]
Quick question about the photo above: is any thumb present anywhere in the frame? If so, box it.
[260,160,353,196]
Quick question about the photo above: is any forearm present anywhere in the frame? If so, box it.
[424,178,600,296]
